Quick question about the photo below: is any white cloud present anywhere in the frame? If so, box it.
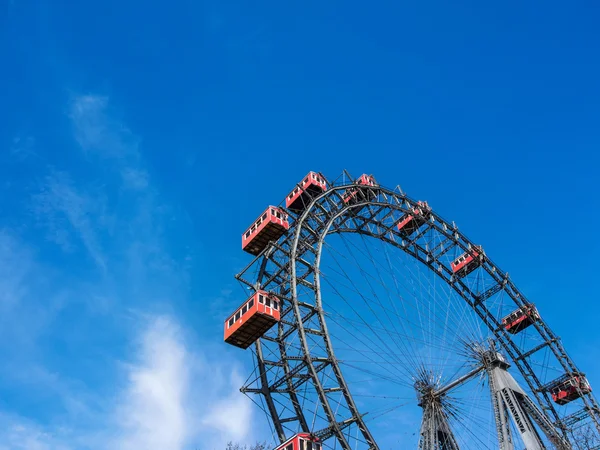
[114,314,257,450]
[0,314,259,450]
[200,368,254,447]
[114,315,188,450]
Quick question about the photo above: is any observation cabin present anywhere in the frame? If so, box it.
[549,373,592,405]
[501,304,540,334]
[451,245,484,277]
[223,290,281,349]
[397,200,431,236]
[242,206,289,255]
[342,174,378,205]
[275,433,322,450]
[286,171,327,213]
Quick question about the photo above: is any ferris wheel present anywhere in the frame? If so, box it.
[224,170,600,450]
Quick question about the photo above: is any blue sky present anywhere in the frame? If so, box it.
[1,0,599,449]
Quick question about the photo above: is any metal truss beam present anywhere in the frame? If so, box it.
[418,399,460,450]
[486,357,571,450]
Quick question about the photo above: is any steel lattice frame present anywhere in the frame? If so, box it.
[235,171,600,449]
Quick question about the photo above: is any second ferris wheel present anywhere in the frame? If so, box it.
[224,170,599,450]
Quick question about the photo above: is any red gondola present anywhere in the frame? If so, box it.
[397,201,431,236]
[242,207,289,255]
[275,433,322,450]
[501,304,540,334]
[549,374,592,405]
[451,246,484,277]
[286,172,327,213]
[224,290,281,349]
[342,174,377,205]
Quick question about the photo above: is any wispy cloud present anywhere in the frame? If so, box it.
[69,95,139,160]
[199,366,254,448]
[0,93,258,450]
[0,313,257,450]
[33,94,168,279]
[114,315,188,450]
[10,135,37,161]
[0,230,32,309]
[114,314,256,450]
[121,167,149,191]
[0,413,74,450]
[68,94,149,191]
[0,230,69,351]
[33,171,107,271]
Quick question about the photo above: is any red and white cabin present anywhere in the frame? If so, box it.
[224,290,281,349]
[242,207,290,255]
[549,374,592,405]
[342,174,378,204]
[501,304,540,334]
[451,246,484,277]
[397,201,431,236]
[286,171,327,213]
[275,433,322,450]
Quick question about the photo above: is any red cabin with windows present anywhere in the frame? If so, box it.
[501,304,540,334]
[224,290,281,349]
[397,201,431,236]
[549,374,592,405]
[275,433,321,450]
[342,174,378,205]
[286,172,327,213]
[242,207,290,255]
[451,246,484,277]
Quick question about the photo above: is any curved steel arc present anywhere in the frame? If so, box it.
[241,178,600,448]
[251,250,288,442]
[261,245,311,437]
[285,186,364,449]
[309,203,380,449]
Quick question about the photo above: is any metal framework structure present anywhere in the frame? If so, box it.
[235,170,600,449]
[484,350,569,450]
[414,367,479,450]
